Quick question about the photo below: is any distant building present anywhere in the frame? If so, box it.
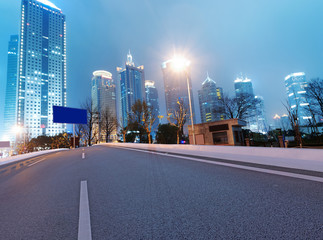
[234,75,267,132]
[272,114,291,131]
[145,80,160,132]
[234,74,254,97]
[117,51,145,127]
[198,73,224,123]
[91,71,116,117]
[91,70,117,142]
[254,96,267,133]
[17,0,67,139]
[285,72,311,126]
[2,35,19,141]
[161,58,196,125]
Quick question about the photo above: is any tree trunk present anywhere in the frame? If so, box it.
[148,132,151,144]
[177,131,179,144]
[123,133,126,143]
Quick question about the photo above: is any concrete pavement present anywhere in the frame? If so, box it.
[0,145,322,239]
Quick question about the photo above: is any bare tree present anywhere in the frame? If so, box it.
[283,100,302,147]
[128,100,146,143]
[220,94,260,120]
[142,102,156,144]
[306,78,323,117]
[79,98,97,146]
[167,100,188,144]
[100,106,118,143]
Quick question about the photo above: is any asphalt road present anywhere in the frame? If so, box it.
[0,145,322,240]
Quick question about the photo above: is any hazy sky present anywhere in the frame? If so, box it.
[1,0,323,127]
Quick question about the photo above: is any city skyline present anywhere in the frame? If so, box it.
[1,0,323,130]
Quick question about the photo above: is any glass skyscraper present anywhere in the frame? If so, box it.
[17,0,67,138]
[2,35,19,141]
[234,75,267,133]
[117,51,145,127]
[234,75,254,97]
[91,70,117,141]
[198,73,224,123]
[285,72,311,126]
[161,58,196,124]
[145,80,160,132]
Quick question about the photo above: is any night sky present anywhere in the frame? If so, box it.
[1,0,323,128]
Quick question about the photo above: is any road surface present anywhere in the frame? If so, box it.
[0,145,322,239]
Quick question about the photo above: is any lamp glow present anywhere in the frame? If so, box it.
[171,56,190,72]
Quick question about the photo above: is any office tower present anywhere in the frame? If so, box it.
[17,0,67,139]
[145,80,160,133]
[2,35,19,141]
[161,58,196,124]
[234,74,267,133]
[91,70,117,142]
[234,74,254,97]
[285,72,311,126]
[117,51,145,127]
[254,96,267,133]
[198,73,224,123]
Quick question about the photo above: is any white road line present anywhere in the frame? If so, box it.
[115,147,323,183]
[27,158,47,167]
[78,181,92,240]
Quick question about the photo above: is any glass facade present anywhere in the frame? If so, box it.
[285,72,311,126]
[198,74,224,123]
[91,71,117,141]
[117,52,145,127]
[145,80,160,132]
[17,0,67,139]
[3,35,19,141]
[234,75,267,133]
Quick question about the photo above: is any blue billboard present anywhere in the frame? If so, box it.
[53,106,87,124]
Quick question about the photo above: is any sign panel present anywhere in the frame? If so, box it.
[53,106,87,124]
[0,141,10,148]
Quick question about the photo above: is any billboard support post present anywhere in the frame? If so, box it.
[73,124,76,149]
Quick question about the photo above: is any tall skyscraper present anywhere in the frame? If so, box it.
[285,72,311,126]
[145,80,160,132]
[117,51,145,127]
[91,71,116,116]
[17,0,67,138]
[234,74,267,133]
[2,35,19,141]
[91,70,117,141]
[161,58,196,124]
[234,75,254,97]
[254,95,267,133]
[198,73,224,123]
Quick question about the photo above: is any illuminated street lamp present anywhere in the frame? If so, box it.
[171,56,196,145]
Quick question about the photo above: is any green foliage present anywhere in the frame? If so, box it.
[156,124,178,144]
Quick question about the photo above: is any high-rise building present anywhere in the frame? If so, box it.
[117,51,145,127]
[91,70,117,142]
[254,96,267,133]
[234,75,254,97]
[285,72,311,126]
[198,73,224,123]
[145,80,160,132]
[17,0,67,139]
[234,74,267,133]
[161,58,196,124]
[2,35,19,141]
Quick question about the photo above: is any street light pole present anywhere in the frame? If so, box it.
[185,70,196,145]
